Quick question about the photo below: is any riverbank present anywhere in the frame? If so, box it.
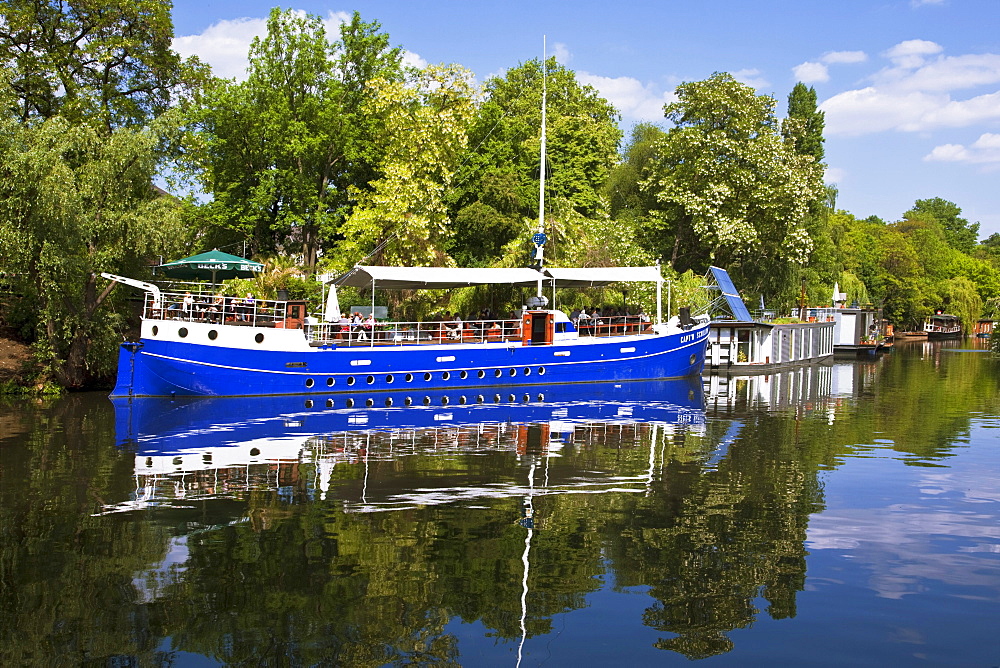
[0,336,32,387]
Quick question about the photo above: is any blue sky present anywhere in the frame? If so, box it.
[171,0,1000,238]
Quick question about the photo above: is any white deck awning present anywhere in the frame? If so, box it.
[336,265,546,289]
[334,265,664,289]
[544,266,663,287]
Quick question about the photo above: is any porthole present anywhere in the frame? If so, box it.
[405,373,414,382]
[508,394,516,402]
[385,397,393,407]
[345,398,355,408]
[441,396,450,405]
[523,367,531,376]
[365,398,374,407]
[537,393,545,402]
[255,333,264,344]
[493,394,501,403]
[423,396,431,405]
[509,368,517,377]
[366,375,375,385]
[460,370,468,379]
[494,369,503,378]
[325,398,334,408]
[404,397,413,406]
[178,327,188,338]
[459,396,467,405]
[305,399,313,408]
[424,372,432,381]
[347,376,356,386]
[326,377,335,387]
[305,378,314,388]
[208,330,218,340]
[538,366,546,375]
[442,371,451,381]
[523,394,530,402]
[478,370,486,379]
[476,395,485,404]
[386,374,394,384]
[689,354,696,365]
[250,448,260,456]
[151,325,158,336]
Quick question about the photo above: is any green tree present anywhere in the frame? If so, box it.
[641,73,826,297]
[784,82,825,164]
[186,10,403,267]
[448,58,621,266]
[336,64,477,268]
[0,107,190,387]
[904,197,979,255]
[606,123,667,225]
[0,0,195,129]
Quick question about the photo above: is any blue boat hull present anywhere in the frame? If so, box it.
[111,325,710,398]
[113,377,707,451]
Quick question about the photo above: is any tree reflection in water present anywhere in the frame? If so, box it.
[2,348,998,665]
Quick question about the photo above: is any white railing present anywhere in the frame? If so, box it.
[143,291,288,326]
[305,318,523,346]
[306,314,654,347]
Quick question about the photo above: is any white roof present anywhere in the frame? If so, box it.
[335,265,663,289]
[544,266,663,287]
[337,265,545,289]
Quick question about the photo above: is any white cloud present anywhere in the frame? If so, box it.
[731,68,770,90]
[924,133,1000,164]
[821,40,1000,136]
[822,50,868,65]
[577,72,677,121]
[824,166,846,184]
[884,39,943,68]
[173,16,269,80]
[173,11,437,82]
[822,86,1000,135]
[793,61,830,83]
[402,51,428,70]
[552,42,572,65]
[876,53,1000,92]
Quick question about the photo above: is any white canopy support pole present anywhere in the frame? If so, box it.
[655,260,663,325]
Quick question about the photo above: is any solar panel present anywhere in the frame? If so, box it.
[709,266,753,321]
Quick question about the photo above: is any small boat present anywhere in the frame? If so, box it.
[103,266,710,397]
[923,313,963,339]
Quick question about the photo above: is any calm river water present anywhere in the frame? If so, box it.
[1,340,998,666]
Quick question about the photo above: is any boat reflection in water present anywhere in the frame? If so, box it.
[110,378,706,512]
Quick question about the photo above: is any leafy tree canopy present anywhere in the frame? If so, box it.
[447,58,621,266]
[185,9,403,267]
[0,0,199,130]
[904,197,979,255]
[641,72,826,297]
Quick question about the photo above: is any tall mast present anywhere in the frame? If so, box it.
[535,36,547,299]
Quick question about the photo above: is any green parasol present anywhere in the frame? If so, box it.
[158,250,264,284]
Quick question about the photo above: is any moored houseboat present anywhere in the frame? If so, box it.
[923,312,963,339]
[702,267,835,373]
[807,306,887,357]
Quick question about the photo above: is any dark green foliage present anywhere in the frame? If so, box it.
[446,58,621,266]
[785,82,825,164]
[905,197,980,255]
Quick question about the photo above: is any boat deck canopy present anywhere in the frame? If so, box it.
[336,265,664,290]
